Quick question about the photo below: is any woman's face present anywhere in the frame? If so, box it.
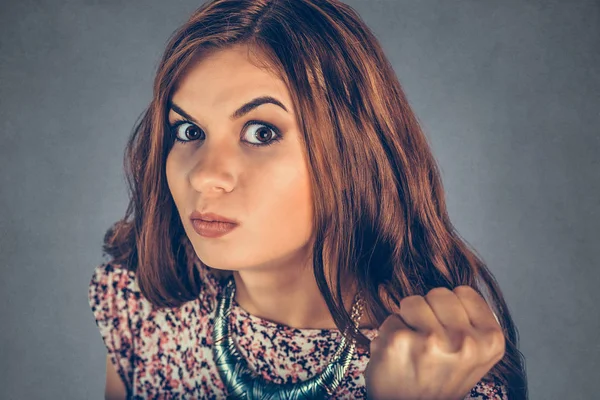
[166,45,314,272]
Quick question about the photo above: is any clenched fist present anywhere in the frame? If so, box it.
[364,285,506,400]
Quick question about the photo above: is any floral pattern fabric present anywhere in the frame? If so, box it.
[88,258,508,399]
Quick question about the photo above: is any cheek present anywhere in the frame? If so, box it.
[213,165,312,269]
[165,155,175,196]
[165,153,185,208]
[168,148,314,270]
[251,162,313,242]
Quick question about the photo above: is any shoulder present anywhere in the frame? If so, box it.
[88,262,150,329]
[88,262,137,293]
[465,376,509,400]
[88,262,149,395]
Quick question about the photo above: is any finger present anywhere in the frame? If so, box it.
[377,311,414,334]
[454,288,507,371]
[453,286,501,330]
[371,313,414,355]
[379,285,442,335]
[423,287,471,331]
[396,295,442,335]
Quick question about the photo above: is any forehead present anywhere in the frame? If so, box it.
[171,45,293,113]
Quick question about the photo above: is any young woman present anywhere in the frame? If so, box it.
[88,0,528,398]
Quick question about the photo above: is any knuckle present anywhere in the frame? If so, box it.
[426,287,451,297]
[423,331,442,349]
[424,330,451,352]
[389,329,412,351]
[483,328,506,360]
[452,285,476,296]
[459,333,479,361]
[398,295,423,309]
[491,329,507,354]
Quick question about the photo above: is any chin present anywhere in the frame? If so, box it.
[188,240,252,271]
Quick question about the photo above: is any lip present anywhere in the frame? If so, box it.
[190,211,239,224]
[189,211,239,238]
[191,219,238,238]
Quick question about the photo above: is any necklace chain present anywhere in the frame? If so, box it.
[212,276,364,399]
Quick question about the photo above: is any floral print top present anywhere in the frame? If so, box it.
[88,253,509,399]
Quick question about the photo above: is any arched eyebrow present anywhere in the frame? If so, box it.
[168,96,288,124]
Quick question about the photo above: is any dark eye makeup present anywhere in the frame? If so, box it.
[168,119,283,148]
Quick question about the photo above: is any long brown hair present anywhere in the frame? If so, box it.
[102,0,527,397]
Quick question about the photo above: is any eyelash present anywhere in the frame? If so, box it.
[168,119,283,148]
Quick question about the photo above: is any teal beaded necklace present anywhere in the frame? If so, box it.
[211,276,365,399]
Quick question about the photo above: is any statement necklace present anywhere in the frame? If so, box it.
[212,276,365,399]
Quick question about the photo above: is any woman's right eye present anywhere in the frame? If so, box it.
[170,121,204,143]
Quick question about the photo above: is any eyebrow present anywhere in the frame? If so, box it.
[168,96,288,124]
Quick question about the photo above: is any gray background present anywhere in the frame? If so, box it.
[0,0,598,399]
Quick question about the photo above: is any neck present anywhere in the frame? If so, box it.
[233,267,338,329]
[230,255,376,330]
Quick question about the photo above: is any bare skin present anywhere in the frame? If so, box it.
[105,44,376,397]
[166,44,373,331]
[104,355,126,399]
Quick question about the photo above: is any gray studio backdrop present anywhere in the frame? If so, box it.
[1,0,598,399]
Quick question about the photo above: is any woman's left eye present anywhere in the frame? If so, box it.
[243,122,282,147]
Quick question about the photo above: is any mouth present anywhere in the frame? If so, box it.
[190,219,239,238]
[190,210,239,224]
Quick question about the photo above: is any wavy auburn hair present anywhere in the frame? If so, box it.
[103,0,527,397]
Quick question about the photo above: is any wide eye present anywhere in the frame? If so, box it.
[172,122,204,142]
[243,122,280,146]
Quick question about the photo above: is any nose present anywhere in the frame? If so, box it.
[188,143,237,194]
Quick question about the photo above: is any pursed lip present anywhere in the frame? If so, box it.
[190,218,238,238]
[189,210,239,225]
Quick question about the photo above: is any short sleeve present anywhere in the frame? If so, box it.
[464,376,509,399]
[88,262,141,396]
